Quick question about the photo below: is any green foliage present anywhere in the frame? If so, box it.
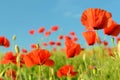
[0,46,120,80]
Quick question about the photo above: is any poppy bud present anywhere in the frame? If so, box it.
[15,45,20,54]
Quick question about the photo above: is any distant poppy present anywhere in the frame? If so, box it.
[51,25,59,32]
[57,65,78,78]
[44,31,51,37]
[69,31,75,36]
[42,42,48,46]
[72,36,78,42]
[82,31,96,46]
[0,36,10,48]
[81,8,112,30]
[65,38,81,58]
[104,19,120,36]
[23,49,54,67]
[52,47,57,52]
[58,35,63,40]
[22,48,27,53]
[38,27,45,33]
[29,29,35,35]
[5,69,16,80]
[102,40,108,46]
[56,41,61,46]
[49,41,55,46]
[30,44,37,49]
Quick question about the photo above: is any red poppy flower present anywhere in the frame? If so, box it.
[65,38,81,58]
[44,31,51,37]
[23,49,54,67]
[38,27,45,33]
[72,36,78,42]
[57,65,78,78]
[69,31,76,36]
[64,36,71,40]
[0,51,25,67]
[104,19,120,36]
[42,42,48,46]
[30,44,37,49]
[51,25,59,32]
[56,41,61,46]
[22,48,27,53]
[29,29,35,35]
[102,40,108,46]
[0,51,16,64]
[5,69,16,80]
[0,36,10,48]
[49,41,55,46]
[81,8,112,30]
[82,31,96,46]
[58,35,63,40]
[52,47,57,52]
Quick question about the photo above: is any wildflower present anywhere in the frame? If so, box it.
[30,44,37,49]
[23,49,54,67]
[69,31,75,36]
[65,38,81,58]
[29,29,35,35]
[57,65,78,78]
[49,41,55,46]
[22,48,27,53]
[0,51,25,67]
[82,31,96,46]
[51,25,59,32]
[81,8,112,30]
[102,40,108,46]
[38,27,45,33]
[56,41,61,46]
[104,19,120,36]
[0,36,10,48]
[42,42,48,46]
[58,35,63,40]
[72,36,78,42]
[44,31,51,37]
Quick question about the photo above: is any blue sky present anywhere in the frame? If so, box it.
[0,0,120,52]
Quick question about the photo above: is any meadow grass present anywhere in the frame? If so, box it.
[0,45,120,80]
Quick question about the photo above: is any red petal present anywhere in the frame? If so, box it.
[23,55,35,67]
[44,59,54,66]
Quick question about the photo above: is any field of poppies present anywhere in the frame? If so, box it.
[0,8,120,80]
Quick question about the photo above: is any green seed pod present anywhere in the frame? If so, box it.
[16,54,20,63]
[12,35,16,41]
[15,45,20,54]
[36,43,40,49]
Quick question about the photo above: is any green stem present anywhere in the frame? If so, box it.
[38,65,42,80]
